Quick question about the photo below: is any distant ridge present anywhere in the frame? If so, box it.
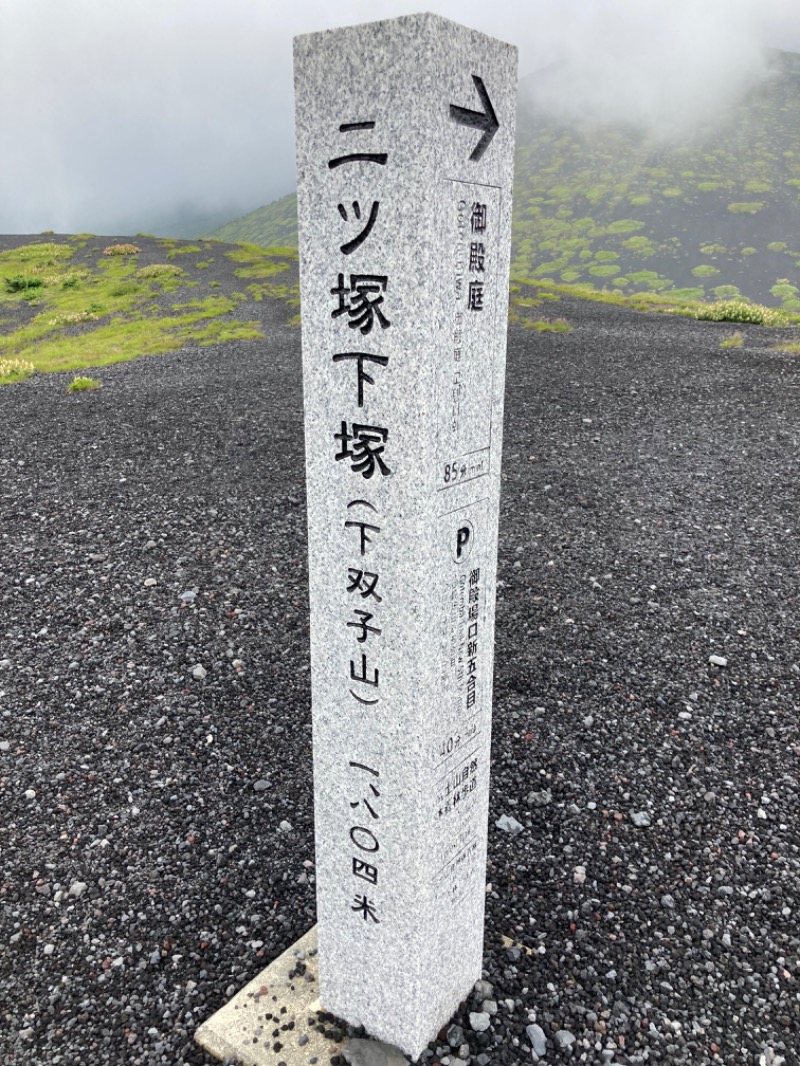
[209,50,800,309]
[209,192,297,250]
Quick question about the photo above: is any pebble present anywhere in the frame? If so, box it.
[555,1030,576,1049]
[447,1024,465,1047]
[630,811,651,827]
[342,1038,408,1066]
[253,779,270,792]
[709,654,728,667]
[527,789,552,807]
[526,1023,547,1056]
[495,814,523,836]
[143,577,157,587]
[469,1012,491,1032]
[191,664,207,680]
[24,789,36,800]
[573,865,587,884]
[661,894,675,909]
[68,881,88,898]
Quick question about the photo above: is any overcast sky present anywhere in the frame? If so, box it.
[1,0,799,236]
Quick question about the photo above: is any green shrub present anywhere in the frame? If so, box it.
[695,301,786,325]
[711,285,741,300]
[523,317,572,333]
[102,243,141,256]
[4,275,43,294]
[692,265,719,277]
[68,376,101,392]
[135,264,183,279]
[720,331,744,349]
[727,202,765,214]
[0,357,35,383]
[767,242,787,252]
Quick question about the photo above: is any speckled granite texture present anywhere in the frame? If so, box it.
[293,14,517,1058]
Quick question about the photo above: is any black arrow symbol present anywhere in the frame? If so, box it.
[450,75,499,162]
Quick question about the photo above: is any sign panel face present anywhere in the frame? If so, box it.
[294,13,517,1058]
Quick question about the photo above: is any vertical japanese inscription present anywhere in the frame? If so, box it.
[437,182,501,493]
[325,120,393,925]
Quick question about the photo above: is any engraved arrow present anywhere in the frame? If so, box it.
[450,75,499,162]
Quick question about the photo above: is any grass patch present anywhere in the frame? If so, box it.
[720,331,744,348]
[166,244,202,259]
[0,237,268,374]
[695,300,786,325]
[773,341,800,353]
[103,243,140,256]
[68,376,101,392]
[226,242,291,280]
[0,357,35,384]
[522,317,572,333]
[727,202,765,214]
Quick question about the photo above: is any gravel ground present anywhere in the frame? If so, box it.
[1,244,799,1066]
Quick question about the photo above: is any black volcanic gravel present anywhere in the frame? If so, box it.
[1,248,799,1066]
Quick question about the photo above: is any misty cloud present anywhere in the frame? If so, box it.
[0,0,798,235]
[520,0,775,134]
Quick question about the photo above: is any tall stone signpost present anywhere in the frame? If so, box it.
[295,13,517,1059]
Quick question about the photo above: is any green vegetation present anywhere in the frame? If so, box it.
[522,317,572,332]
[68,376,101,392]
[103,243,141,256]
[0,236,298,380]
[214,50,800,310]
[0,357,35,383]
[720,331,744,348]
[695,300,786,325]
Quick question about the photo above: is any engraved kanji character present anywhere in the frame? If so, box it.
[469,587,479,604]
[345,499,380,556]
[332,351,389,407]
[467,639,477,657]
[347,609,381,644]
[470,202,487,233]
[329,120,387,170]
[350,825,379,852]
[350,653,379,687]
[347,568,382,602]
[352,857,378,885]
[468,604,479,621]
[467,281,484,311]
[350,653,379,704]
[469,241,485,272]
[470,568,481,585]
[331,274,390,334]
[338,200,380,255]
[351,893,380,922]
[335,422,391,478]
[350,765,380,820]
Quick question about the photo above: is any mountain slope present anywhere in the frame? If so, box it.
[209,50,800,309]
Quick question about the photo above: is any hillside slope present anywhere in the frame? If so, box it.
[211,50,800,309]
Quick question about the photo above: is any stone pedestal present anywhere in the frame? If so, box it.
[294,14,517,1058]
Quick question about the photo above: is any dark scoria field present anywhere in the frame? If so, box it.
[1,267,799,1066]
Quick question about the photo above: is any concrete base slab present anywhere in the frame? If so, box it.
[195,925,350,1066]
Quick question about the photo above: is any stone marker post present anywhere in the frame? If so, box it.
[294,14,517,1058]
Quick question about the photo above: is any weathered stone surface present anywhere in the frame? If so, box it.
[294,12,517,1059]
